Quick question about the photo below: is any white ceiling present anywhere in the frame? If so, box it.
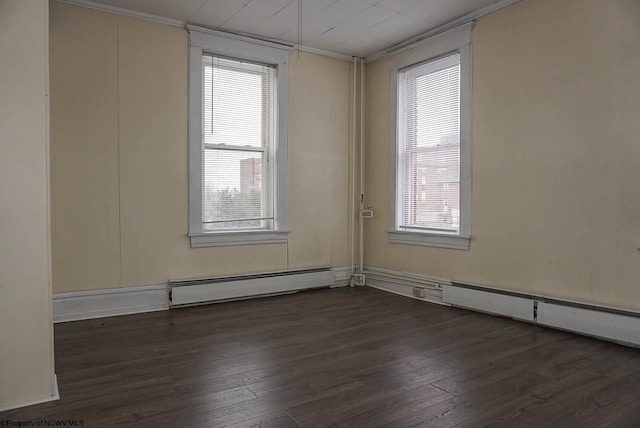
[77,0,507,57]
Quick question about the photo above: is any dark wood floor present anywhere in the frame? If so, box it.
[3,287,640,427]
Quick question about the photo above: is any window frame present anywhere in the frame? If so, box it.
[388,23,473,250]
[188,26,292,248]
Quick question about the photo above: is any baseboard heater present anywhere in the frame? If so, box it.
[169,267,335,307]
[442,282,640,347]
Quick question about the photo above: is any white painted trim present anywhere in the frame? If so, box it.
[54,374,59,404]
[364,266,449,305]
[44,0,57,404]
[388,24,472,250]
[53,284,168,323]
[388,231,470,250]
[388,23,473,68]
[54,0,186,27]
[187,25,294,51]
[0,375,59,412]
[538,303,640,347]
[366,0,523,62]
[459,41,473,239]
[186,26,354,64]
[189,230,289,248]
[295,44,354,62]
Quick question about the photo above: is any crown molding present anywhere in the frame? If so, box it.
[366,0,524,63]
[187,24,295,51]
[54,0,354,62]
[54,0,186,27]
[294,44,355,62]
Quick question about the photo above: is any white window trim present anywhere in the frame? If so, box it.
[388,23,473,250]
[188,26,292,247]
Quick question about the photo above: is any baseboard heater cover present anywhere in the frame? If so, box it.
[537,302,640,347]
[169,267,335,307]
[442,284,534,321]
[442,282,640,347]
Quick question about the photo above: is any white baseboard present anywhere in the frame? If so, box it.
[53,284,169,323]
[331,266,352,287]
[0,375,59,412]
[364,265,449,305]
[537,302,640,347]
[53,266,352,322]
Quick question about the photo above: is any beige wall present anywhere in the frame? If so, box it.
[365,0,640,311]
[50,0,640,310]
[50,2,353,292]
[288,52,352,269]
[0,0,56,408]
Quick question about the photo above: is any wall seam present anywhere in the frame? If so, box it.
[116,21,123,286]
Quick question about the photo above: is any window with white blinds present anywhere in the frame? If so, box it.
[201,55,277,232]
[188,27,290,248]
[397,53,461,234]
[388,23,472,250]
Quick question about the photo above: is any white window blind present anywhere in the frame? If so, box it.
[201,55,277,231]
[397,52,461,233]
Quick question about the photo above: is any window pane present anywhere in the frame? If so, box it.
[408,147,460,231]
[202,149,271,230]
[415,65,460,148]
[203,56,271,148]
[201,55,276,232]
[399,53,460,233]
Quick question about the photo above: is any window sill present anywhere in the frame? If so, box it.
[189,230,289,248]
[388,230,470,250]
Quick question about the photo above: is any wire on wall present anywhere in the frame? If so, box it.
[297,0,302,59]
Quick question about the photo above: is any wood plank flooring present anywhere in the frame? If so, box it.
[2,287,640,427]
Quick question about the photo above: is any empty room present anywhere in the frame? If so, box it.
[1,0,639,426]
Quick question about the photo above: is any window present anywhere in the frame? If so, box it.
[201,56,275,231]
[388,24,472,250]
[398,53,460,233]
[188,26,291,247]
